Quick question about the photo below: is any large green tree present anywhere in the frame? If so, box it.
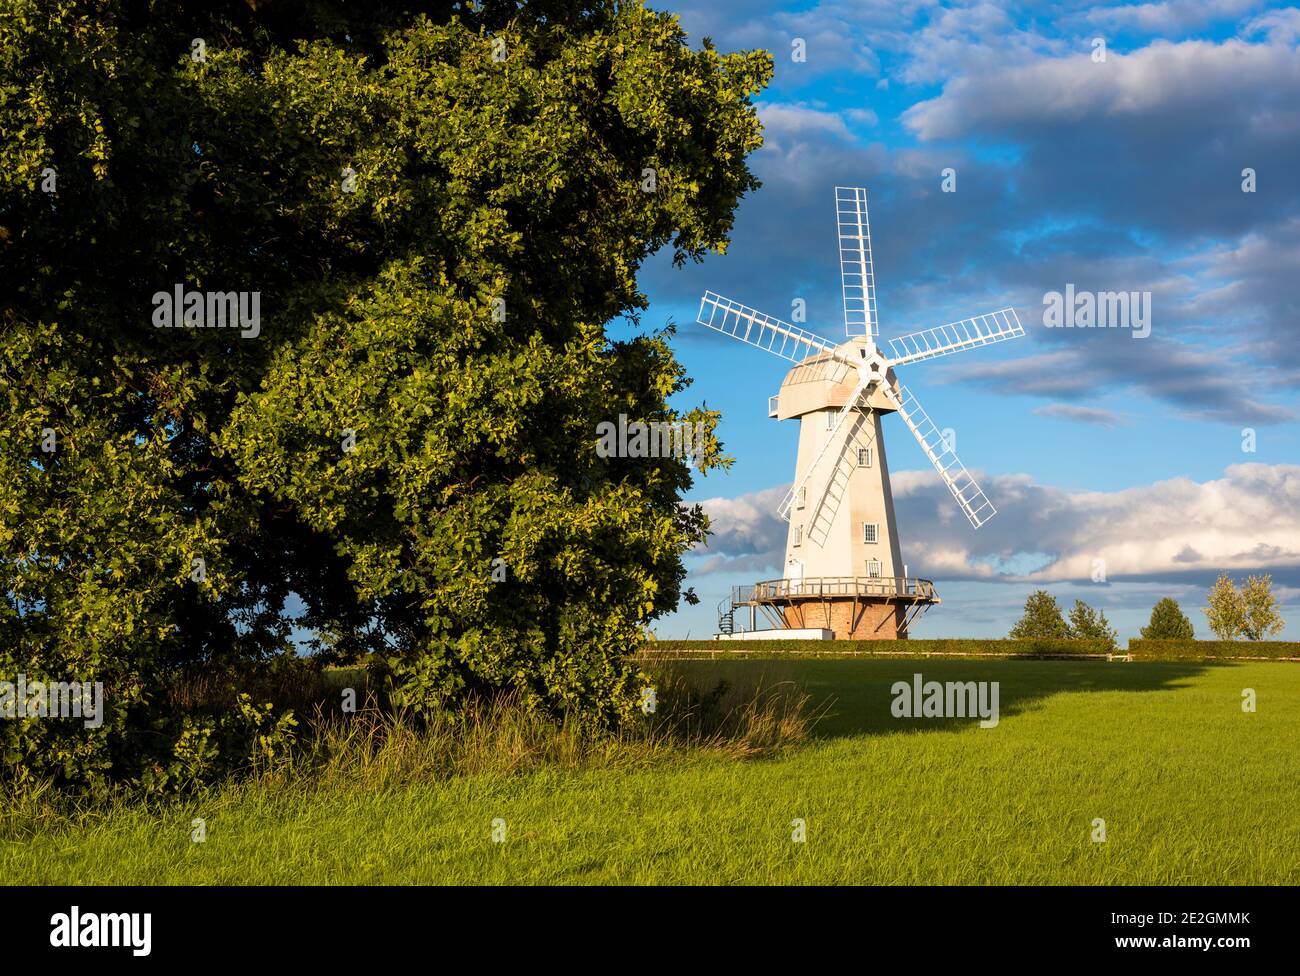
[0,0,771,786]
[1065,599,1118,651]
[1008,591,1069,640]
[1204,574,1284,641]
[1204,574,1246,640]
[1140,597,1194,640]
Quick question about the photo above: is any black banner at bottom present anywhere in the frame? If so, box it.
[0,884,1281,962]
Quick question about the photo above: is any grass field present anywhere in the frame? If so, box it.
[4,658,1299,885]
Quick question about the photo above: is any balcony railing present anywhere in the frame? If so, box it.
[768,394,780,418]
[732,576,937,603]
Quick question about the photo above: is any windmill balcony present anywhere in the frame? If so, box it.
[736,576,938,603]
[721,575,940,641]
[768,394,780,418]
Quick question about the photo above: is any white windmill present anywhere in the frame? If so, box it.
[698,187,1025,639]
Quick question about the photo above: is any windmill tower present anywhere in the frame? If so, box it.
[698,187,1025,639]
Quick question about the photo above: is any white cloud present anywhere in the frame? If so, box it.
[1180,216,1300,371]
[904,39,1300,141]
[690,483,789,576]
[1033,404,1129,427]
[758,103,856,141]
[1243,7,1300,44]
[1088,0,1261,35]
[945,341,1296,425]
[845,107,880,127]
[889,2,1066,86]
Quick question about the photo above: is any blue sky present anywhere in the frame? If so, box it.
[634,0,1300,640]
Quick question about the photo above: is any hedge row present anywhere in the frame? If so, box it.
[642,638,1300,661]
[641,638,1117,657]
[1128,639,1300,661]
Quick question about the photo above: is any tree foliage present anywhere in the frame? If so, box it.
[1008,591,1069,640]
[1204,575,1245,640]
[0,0,772,788]
[1140,597,1194,640]
[1008,592,1119,649]
[1240,575,1285,641]
[1065,599,1118,651]
[1204,573,1284,641]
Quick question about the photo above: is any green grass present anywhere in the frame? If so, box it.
[4,659,1298,884]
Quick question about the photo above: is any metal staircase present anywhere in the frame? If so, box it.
[716,598,735,635]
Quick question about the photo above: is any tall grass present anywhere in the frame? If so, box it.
[1,665,817,840]
[299,669,818,790]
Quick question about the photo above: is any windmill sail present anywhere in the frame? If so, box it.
[886,309,1023,367]
[835,186,877,339]
[883,384,997,528]
[697,291,837,363]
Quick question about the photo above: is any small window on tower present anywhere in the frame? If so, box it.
[797,487,806,509]
[824,411,835,431]
[793,525,802,546]
[867,558,882,578]
[857,447,872,467]
[863,523,878,544]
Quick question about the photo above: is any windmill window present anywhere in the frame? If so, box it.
[793,525,803,546]
[797,487,806,509]
[863,523,878,544]
[824,411,835,431]
[857,447,872,467]
[866,558,882,578]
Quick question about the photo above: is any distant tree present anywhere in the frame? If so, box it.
[1066,599,1119,651]
[1241,575,1284,641]
[1140,598,1195,640]
[1204,574,1248,640]
[1009,591,1069,639]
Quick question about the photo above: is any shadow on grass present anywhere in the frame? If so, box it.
[653,658,1220,740]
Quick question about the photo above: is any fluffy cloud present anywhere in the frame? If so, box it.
[901,37,1300,259]
[1032,404,1129,427]
[1087,0,1263,35]
[945,339,1296,425]
[904,38,1300,141]
[1244,7,1300,44]
[1178,215,1300,379]
[692,463,1300,585]
[758,102,857,142]
[887,1,1066,85]
[690,484,790,576]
